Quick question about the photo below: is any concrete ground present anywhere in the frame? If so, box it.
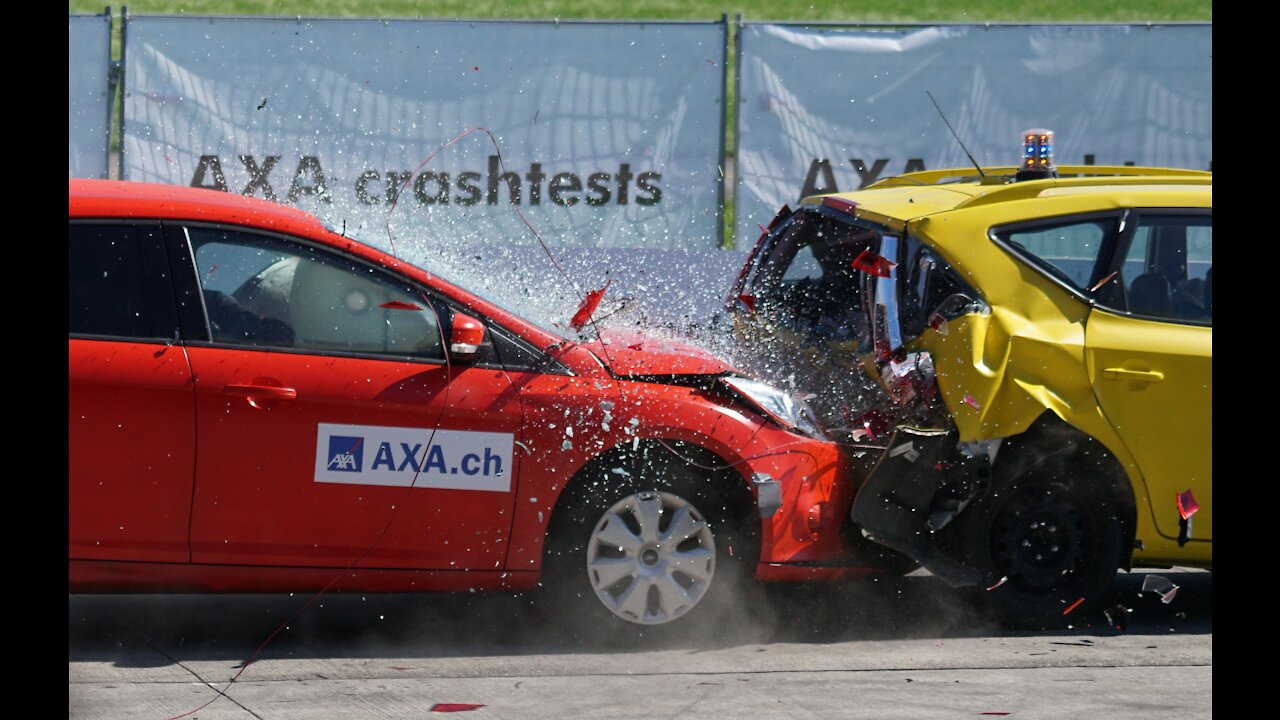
[69,567,1210,719]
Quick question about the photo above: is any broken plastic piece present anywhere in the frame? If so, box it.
[738,294,757,314]
[1062,597,1085,615]
[1141,574,1180,604]
[570,280,611,331]
[753,473,782,518]
[986,576,1008,592]
[1103,604,1131,631]
[1177,515,1193,547]
[850,249,896,278]
[1176,489,1199,520]
[378,300,422,311]
[963,394,981,410]
[430,704,485,713]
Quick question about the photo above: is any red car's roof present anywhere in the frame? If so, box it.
[69,178,330,240]
[69,179,571,353]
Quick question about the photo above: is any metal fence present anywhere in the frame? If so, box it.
[70,12,1212,255]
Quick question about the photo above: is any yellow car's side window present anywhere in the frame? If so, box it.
[1102,213,1211,326]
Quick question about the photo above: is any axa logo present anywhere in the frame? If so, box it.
[327,436,364,472]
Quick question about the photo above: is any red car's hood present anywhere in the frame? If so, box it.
[583,331,733,377]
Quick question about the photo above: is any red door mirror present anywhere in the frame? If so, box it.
[449,311,485,360]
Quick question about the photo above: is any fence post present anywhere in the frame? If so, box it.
[717,13,731,249]
[117,5,128,180]
[730,14,744,249]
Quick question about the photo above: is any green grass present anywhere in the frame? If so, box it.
[69,1,1210,22]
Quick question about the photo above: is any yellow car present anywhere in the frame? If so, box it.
[729,140,1210,626]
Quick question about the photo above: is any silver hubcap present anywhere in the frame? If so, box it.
[586,490,716,625]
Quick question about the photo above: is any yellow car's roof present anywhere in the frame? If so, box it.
[802,165,1212,230]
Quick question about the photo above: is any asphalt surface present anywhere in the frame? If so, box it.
[69,567,1210,719]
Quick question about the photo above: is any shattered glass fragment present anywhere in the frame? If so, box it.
[611,467,631,477]
[1141,575,1180,604]
[1062,597,1085,615]
[850,249,896,278]
[1176,489,1199,519]
[514,441,531,454]
[378,300,422,311]
[561,440,573,451]
[570,280,611,331]
[599,401,615,411]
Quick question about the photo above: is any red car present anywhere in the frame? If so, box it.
[69,179,879,628]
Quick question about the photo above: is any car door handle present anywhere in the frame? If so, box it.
[224,384,298,400]
[1102,368,1164,383]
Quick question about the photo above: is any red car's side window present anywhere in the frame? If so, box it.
[69,222,178,341]
[180,226,446,360]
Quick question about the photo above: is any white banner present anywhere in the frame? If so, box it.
[69,15,112,179]
[123,18,724,250]
[735,24,1213,246]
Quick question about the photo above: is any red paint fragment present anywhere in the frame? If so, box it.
[1176,489,1199,519]
[379,300,422,311]
[473,66,479,71]
[738,294,757,314]
[432,703,484,713]
[1062,597,1085,615]
[757,223,769,235]
[850,249,896,278]
[978,714,1011,716]
[570,280,611,330]
[963,394,981,410]
[388,666,414,671]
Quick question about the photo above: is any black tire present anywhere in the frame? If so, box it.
[960,463,1125,629]
[537,442,757,637]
